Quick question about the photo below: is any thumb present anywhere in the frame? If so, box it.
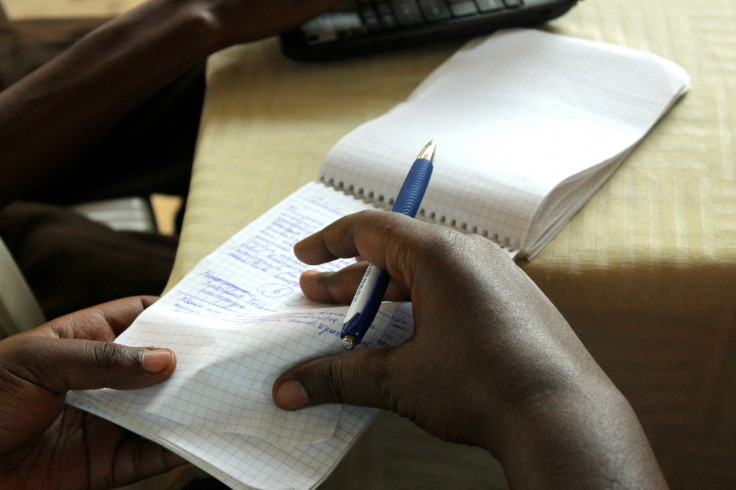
[3,336,176,393]
[272,349,395,411]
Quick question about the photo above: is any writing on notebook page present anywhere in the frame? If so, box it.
[70,183,415,477]
[170,197,361,318]
[65,28,693,489]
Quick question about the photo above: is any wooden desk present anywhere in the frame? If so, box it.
[169,1,736,488]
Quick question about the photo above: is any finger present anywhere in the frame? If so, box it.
[273,349,397,411]
[296,209,411,267]
[112,436,188,487]
[3,336,176,393]
[296,209,427,277]
[78,412,187,488]
[300,265,410,304]
[294,212,364,265]
[30,296,158,342]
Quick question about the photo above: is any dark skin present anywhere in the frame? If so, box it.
[0,214,669,488]
[0,0,338,207]
[273,211,669,489]
[0,296,183,489]
[0,1,667,483]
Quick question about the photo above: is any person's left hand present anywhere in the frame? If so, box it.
[0,296,185,489]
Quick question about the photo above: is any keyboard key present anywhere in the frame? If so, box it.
[302,13,363,43]
[333,12,367,38]
[390,0,425,26]
[418,0,452,21]
[475,0,504,12]
[503,0,523,7]
[448,0,478,17]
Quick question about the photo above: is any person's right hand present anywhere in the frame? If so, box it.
[0,0,342,207]
[273,210,667,489]
[205,0,340,48]
[143,0,340,51]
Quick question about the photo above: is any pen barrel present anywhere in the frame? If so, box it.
[341,266,391,344]
[341,151,434,349]
[391,158,433,217]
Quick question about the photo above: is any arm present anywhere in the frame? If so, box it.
[0,0,337,206]
[273,211,668,489]
[0,296,183,488]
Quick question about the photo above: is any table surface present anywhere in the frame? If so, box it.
[169,1,736,488]
[3,0,144,19]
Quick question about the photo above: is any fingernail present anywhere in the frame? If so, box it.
[274,379,309,409]
[142,349,173,374]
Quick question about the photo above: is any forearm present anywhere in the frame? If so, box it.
[498,380,668,489]
[0,0,221,206]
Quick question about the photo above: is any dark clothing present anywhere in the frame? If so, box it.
[0,19,206,318]
[0,201,178,318]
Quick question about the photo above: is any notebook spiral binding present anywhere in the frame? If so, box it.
[320,176,519,255]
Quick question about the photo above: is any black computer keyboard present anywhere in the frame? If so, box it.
[280,0,579,60]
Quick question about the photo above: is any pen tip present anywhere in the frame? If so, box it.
[418,139,436,162]
[341,335,357,350]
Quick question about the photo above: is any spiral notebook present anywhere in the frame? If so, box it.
[318,28,690,258]
[69,28,689,490]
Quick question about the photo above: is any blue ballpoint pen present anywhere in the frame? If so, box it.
[340,139,436,350]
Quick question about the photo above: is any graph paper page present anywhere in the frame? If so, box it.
[319,28,689,254]
[68,182,415,489]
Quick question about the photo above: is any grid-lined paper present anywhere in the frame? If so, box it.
[69,182,415,489]
[319,28,690,257]
[68,28,692,489]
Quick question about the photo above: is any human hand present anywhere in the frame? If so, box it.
[0,0,340,205]
[273,211,666,488]
[0,297,185,489]
[168,0,340,49]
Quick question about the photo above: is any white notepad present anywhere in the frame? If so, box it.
[320,28,690,257]
[69,28,690,489]
[69,183,409,489]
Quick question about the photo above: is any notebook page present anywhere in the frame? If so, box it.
[69,182,415,489]
[319,28,690,253]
